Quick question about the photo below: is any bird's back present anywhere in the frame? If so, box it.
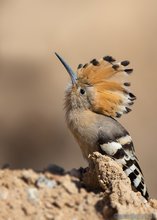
[68,110,149,200]
[96,115,149,200]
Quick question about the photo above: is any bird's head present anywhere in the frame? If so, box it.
[55,52,94,111]
[55,52,136,118]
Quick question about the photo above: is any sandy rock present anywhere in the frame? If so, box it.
[0,153,156,220]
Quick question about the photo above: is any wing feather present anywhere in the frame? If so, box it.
[98,133,149,200]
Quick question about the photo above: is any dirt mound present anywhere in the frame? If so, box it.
[0,152,156,220]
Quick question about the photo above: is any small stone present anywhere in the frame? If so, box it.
[21,170,38,185]
[45,165,64,175]
[45,212,54,219]
[68,168,82,179]
[45,201,53,209]
[26,188,39,203]
[62,176,78,194]
[0,187,8,200]
[36,175,57,189]
[86,195,93,205]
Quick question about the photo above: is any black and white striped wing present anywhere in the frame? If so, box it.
[98,134,149,200]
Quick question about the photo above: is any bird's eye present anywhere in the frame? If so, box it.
[80,88,85,95]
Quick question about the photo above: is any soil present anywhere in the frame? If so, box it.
[0,152,156,220]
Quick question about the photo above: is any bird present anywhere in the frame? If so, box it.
[55,52,149,200]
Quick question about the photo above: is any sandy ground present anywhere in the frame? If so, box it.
[0,153,156,220]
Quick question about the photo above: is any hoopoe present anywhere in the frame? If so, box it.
[55,52,149,200]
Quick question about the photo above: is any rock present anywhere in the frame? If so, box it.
[61,175,78,194]
[0,187,8,200]
[21,170,38,185]
[44,164,64,175]
[26,187,39,203]
[82,152,157,219]
[36,175,57,189]
[0,153,156,219]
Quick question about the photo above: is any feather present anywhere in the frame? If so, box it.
[99,132,149,200]
[77,56,135,118]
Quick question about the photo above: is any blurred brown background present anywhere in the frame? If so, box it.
[0,0,156,197]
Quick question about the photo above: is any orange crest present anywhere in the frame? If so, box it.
[77,56,136,118]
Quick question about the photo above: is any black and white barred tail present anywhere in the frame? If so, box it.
[99,133,149,200]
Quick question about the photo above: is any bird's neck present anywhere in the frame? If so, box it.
[65,106,97,130]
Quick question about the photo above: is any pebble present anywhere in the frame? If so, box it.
[45,164,64,175]
[45,201,53,209]
[45,212,54,220]
[26,188,39,203]
[21,170,38,184]
[62,176,78,194]
[36,175,57,189]
[0,188,8,200]
[68,168,82,179]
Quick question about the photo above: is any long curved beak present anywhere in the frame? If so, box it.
[55,52,77,84]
